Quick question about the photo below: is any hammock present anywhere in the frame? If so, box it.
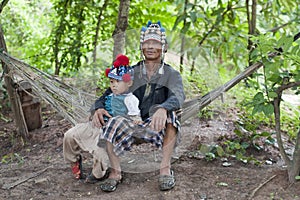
[0,50,263,125]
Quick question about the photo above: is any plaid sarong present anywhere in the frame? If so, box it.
[99,111,181,156]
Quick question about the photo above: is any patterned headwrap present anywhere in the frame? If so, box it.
[105,54,134,82]
[140,20,167,53]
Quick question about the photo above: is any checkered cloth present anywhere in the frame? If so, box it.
[99,111,180,156]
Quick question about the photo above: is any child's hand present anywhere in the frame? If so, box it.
[133,120,143,125]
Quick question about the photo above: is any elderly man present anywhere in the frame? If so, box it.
[93,21,185,192]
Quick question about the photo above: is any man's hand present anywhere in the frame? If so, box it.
[92,108,111,128]
[150,108,167,132]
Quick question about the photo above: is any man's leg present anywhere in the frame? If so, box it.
[106,141,122,179]
[158,123,177,191]
[160,123,177,175]
[99,141,122,192]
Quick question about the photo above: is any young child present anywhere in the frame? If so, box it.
[103,54,141,123]
[63,54,141,183]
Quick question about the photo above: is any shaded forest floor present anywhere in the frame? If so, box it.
[1,103,300,200]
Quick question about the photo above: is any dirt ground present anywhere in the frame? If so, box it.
[1,104,300,200]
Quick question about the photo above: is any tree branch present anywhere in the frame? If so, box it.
[0,0,9,14]
[267,22,291,33]
[289,129,300,183]
[276,81,300,94]
[198,3,233,47]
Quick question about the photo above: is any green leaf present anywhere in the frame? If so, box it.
[253,103,266,115]
[251,133,260,140]
[234,127,243,137]
[268,92,277,98]
[253,92,265,104]
[234,143,241,150]
[267,74,281,82]
[263,103,274,116]
[190,11,197,23]
[216,145,225,157]
[252,104,261,115]
[265,137,275,145]
[241,142,250,149]
[260,131,271,137]
[283,37,294,52]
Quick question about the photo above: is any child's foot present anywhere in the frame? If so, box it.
[71,156,82,180]
[85,168,110,184]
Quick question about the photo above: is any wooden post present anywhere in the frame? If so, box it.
[0,25,29,138]
[17,80,42,131]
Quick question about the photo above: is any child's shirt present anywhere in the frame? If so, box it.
[104,92,140,119]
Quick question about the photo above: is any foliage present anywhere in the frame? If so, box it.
[2,0,299,79]
[1,152,24,165]
[241,29,300,182]
[198,117,275,164]
[1,0,54,68]
[96,68,110,96]
[245,33,300,134]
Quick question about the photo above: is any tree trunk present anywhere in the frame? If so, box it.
[0,25,29,139]
[53,0,69,76]
[180,34,185,73]
[112,0,130,59]
[246,0,257,65]
[180,0,188,74]
[289,129,300,183]
[92,0,109,63]
[273,90,290,166]
[273,81,300,183]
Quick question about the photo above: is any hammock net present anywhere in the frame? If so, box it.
[0,49,264,173]
[0,50,263,126]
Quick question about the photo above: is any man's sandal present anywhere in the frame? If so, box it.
[85,168,110,184]
[71,155,83,180]
[159,170,176,191]
[100,177,122,192]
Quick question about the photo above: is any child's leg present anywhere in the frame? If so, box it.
[63,122,108,179]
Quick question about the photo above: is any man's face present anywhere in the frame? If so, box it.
[142,40,162,61]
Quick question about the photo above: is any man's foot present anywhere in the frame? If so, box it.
[71,155,83,180]
[100,170,122,192]
[85,168,110,184]
[159,170,175,191]
[100,177,122,192]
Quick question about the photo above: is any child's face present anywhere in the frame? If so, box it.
[109,78,132,95]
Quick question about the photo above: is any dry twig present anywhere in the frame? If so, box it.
[248,174,277,200]
[2,166,51,190]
